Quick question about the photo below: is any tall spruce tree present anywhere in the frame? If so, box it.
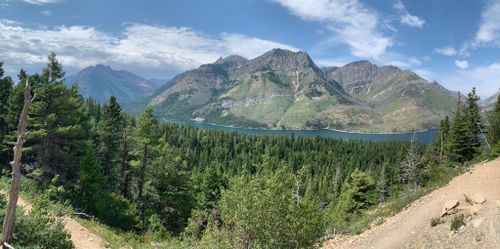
[134,106,159,223]
[0,62,14,145]
[446,93,472,163]
[438,116,450,160]
[119,114,134,197]
[464,88,482,158]
[28,53,85,180]
[97,96,123,188]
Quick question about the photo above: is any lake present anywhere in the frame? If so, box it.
[165,120,438,143]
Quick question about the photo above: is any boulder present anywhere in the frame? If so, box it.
[442,200,460,217]
[470,193,486,204]
[469,204,484,215]
[472,217,485,228]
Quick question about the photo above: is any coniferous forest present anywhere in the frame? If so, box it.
[1,54,500,248]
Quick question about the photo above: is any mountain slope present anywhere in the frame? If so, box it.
[325,61,456,132]
[148,49,378,130]
[67,65,158,103]
[481,92,499,110]
[145,49,458,132]
[323,157,500,249]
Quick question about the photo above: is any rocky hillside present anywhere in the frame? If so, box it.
[146,49,457,132]
[324,61,456,132]
[481,92,499,111]
[67,65,159,104]
[323,158,500,249]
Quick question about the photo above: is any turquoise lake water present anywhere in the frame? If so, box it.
[166,120,438,144]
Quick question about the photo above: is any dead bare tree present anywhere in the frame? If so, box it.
[400,134,425,189]
[2,79,34,246]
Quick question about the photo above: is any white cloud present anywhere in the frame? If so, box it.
[435,46,457,56]
[475,0,500,45]
[437,63,500,98]
[455,60,469,69]
[0,21,297,77]
[393,0,425,28]
[400,14,425,28]
[314,58,352,67]
[272,0,393,58]
[23,0,61,5]
[41,10,52,16]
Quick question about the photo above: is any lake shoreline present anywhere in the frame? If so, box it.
[162,119,437,136]
[162,119,438,144]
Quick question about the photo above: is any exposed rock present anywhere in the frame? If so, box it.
[442,200,460,217]
[468,204,484,215]
[472,217,485,228]
[470,193,486,204]
[144,48,456,132]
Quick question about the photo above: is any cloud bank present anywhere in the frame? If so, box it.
[0,21,297,77]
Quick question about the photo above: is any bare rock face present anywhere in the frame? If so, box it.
[471,217,485,228]
[144,48,457,132]
[442,200,460,217]
[470,193,486,204]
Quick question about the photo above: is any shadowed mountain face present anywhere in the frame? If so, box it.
[481,92,499,110]
[324,61,456,132]
[67,64,159,104]
[144,49,457,132]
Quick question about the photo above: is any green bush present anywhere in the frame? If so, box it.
[12,197,74,249]
[94,191,138,231]
[450,214,465,231]
[430,217,443,227]
[201,171,323,249]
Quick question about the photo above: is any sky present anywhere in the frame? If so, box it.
[0,0,499,98]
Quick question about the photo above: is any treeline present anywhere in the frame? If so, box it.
[0,54,499,248]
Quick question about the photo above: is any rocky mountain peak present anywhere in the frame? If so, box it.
[214,55,249,70]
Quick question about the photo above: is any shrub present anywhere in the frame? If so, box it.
[12,197,74,249]
[450,214,465,231]
[430,217,443,227]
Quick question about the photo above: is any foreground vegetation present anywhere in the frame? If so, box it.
[0,55,499,248]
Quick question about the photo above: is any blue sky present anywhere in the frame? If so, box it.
[0,0,499,98]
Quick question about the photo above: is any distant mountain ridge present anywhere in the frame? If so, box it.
[142,49,458,132]
[66,64,159,104]
[481,91,499,110]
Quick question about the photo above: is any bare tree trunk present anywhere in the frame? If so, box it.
[2,79,33,245]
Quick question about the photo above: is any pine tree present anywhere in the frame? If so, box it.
[377,162,391,202]
[464,88,482,158]
[488,92,500,146]
[28,53,86,180]
[446,93,472,163]
[438,116,450,161]
[76,143,106,213]
[0,62,14,144]
[134,106,159,223]
[97,96,123,188]
[119,115,134,197]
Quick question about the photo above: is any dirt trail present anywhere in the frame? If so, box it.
[0,190,107,249]
[324,157,500,249]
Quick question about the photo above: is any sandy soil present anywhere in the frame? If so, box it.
[323,157,500,249]
[0,190,107,249]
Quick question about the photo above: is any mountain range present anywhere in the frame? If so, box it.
[68,49,496,133]
[481,92,499,110]
[66,64,165,103]
[143,49,457,132]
